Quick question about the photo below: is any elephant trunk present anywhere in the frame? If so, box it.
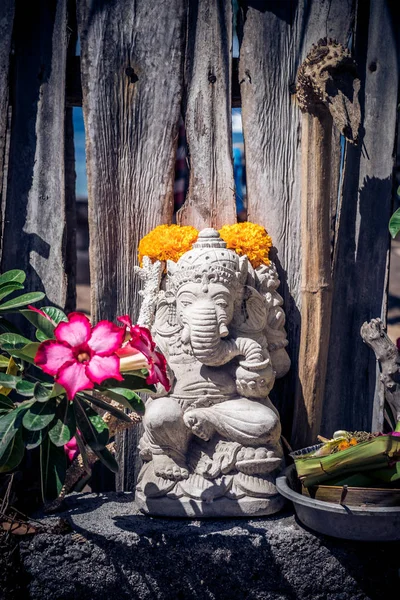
[188,304,238,366]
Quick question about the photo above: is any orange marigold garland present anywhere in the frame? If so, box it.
[218,222,273,268]
[138,224,199,266]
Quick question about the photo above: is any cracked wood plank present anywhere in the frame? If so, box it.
[77,0,186,490]
[323,0,399,436]
[177,0,236,229]
[1,0,69,308]
[238,0,355,438]
[0,0,14,223]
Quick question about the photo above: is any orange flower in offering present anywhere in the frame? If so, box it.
[218,222,273,269]
[349,437,358,446]
[338,440,350,451]
[138,224,199,266]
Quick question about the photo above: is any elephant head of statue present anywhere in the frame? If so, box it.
[152,228,287,378]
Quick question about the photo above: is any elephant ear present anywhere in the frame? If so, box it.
[153,292,181,336]
[232,286,267,334]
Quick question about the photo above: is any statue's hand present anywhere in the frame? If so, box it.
[235,364,274,398]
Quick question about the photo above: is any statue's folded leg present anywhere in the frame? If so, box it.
[140,397,191,481]
[184,398,282,476]
[184,398,281,446]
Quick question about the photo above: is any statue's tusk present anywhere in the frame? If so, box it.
[181,324,190,344]
[219,323,229,338]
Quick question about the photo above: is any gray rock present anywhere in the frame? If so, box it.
[15,492,400,600]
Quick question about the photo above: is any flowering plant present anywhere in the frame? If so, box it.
[0,270,169,503]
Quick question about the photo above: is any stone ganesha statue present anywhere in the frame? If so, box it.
[135,228,290,516]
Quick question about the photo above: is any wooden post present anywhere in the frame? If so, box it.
[292,107,334,448]
[292,39,360,448]
[77,0,186,490]
[0,0,14,222]
[177,0,236,229]
[238,1,356,436]
[1,0,70,309]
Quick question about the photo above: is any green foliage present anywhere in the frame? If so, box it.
[97,387,145,414]
[0,292,46,312]
[389,207,400,238]
[40,436,67,502]
[0,268,153,505]
[48,397,76,446]
[74,397,109,451]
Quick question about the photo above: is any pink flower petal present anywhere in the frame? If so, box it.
[34,340,74,376]
[57,360,94,400]
[55,312,91,348]
[146,351,170,391]
[128,326,155,360]
[117,315,133,329]
[86,354,123,385]
[88,320,126,356]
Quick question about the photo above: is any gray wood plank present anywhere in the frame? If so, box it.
[323,0,399,436]
[177,0,236,229]
[0,0,14,240]
[239,0,355,437]
[77,0,186,490]
[1,0,69,308]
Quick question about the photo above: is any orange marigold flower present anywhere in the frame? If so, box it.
[218,222,273,269]
[338,441,350,451]
[138,225,199,266]
[349,437,358,446]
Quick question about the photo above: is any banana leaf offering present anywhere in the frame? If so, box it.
[291,428,400,488]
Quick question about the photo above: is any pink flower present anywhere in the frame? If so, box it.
[117,315,170,392]
[35,312,125,400]
[64,436,79,462]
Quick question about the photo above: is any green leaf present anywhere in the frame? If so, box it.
[91,446,119,473]
[0,270,26,286]
[36,330,49,342]
[20,342,40,359]
[48,382,66,399]
[23,427,44,450]
[0,404,31,462]
[22,399,57,431]
[0,394,15,411]
[15,380,36,396]
[101,373,155,394]
[0,283,24,301]
[82,393,133,423]
[34,382,53,403]
[74,398,109,451]
[19,309,55,340]
[0,355,11,367]
[0,373,21,389]
[48,397,76,446]
[102,388,145,414]
[0,337,39,365]
[389,207,400,238]
[40,436,67,502]
[0,333,31,350]
[41,307,68,326]
[0,292,46,312]
[0,429,25,473]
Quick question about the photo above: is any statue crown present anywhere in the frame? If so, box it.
[168,229,243,290]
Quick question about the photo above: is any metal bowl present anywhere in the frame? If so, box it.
[276,465,400,541]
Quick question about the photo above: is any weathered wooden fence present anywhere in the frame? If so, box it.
[0,0,399,489]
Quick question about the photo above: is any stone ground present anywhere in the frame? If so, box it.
[0,492,396,600]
